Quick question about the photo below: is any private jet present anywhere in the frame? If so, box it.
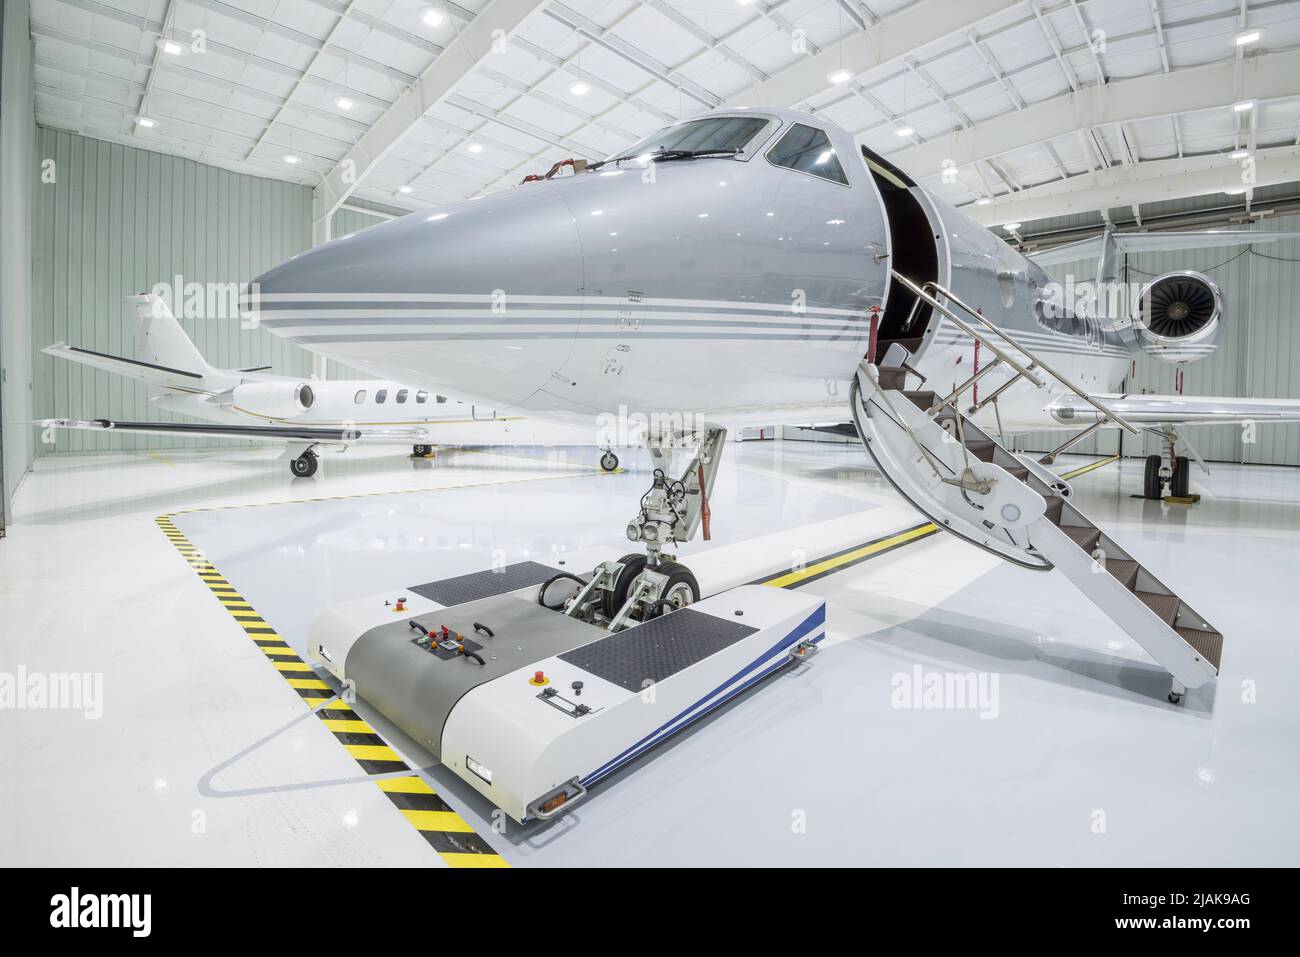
[241,106,1300,702]
[43,294,622,476]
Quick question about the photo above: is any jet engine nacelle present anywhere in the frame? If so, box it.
[231,381,315,419]
[1133,270,1222,364]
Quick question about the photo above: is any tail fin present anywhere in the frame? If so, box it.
[131,294,213,376]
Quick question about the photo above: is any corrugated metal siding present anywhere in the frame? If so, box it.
[2,0,37,518]
[1017,212,1300,466]
[31,127,314,451]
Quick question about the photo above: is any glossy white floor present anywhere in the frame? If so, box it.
[1,439,1297,866]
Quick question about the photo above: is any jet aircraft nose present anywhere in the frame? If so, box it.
[249,187,585,407]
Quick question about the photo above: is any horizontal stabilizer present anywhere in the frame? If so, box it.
[42,342,205,389]
[1029,229,1299,267]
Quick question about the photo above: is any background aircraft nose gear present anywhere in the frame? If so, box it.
[290,448,319,477]
[599,450,619,472]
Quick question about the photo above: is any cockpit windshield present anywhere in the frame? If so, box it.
[609,115,771,164]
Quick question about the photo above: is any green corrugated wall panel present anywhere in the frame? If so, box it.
[31,127,314,451]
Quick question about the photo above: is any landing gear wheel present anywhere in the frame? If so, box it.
[600,450,619,472]
[1168,691,1183,705]
[290,450,318,478]
[646,561,699,618]
[604,553,647,620]
[1171,455,1190,497]
[412,444,432,457]
[1143,454,1162,500]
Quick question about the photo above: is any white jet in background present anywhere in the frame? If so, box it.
[42,294,622,477]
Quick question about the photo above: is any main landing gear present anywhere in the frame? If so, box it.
[1142,430,1192,500]
[412,444,434,458]
[290,448,319,478]
[540,428,725,632]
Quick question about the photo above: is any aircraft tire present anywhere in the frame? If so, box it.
[1172,456,1191,497]
[291,451,319,478]
[1143,454,1162,500]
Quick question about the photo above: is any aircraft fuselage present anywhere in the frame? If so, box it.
[249,107,1131,438]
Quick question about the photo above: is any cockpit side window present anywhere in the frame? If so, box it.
[766,124,849,186]
[612,116,771,162]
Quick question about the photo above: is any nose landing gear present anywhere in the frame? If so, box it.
[599,450,619,472]
[544,428,725,631]
[290,448,319,478]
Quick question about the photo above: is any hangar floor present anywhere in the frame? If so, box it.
[2,441,1297,867]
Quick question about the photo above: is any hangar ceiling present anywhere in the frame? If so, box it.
[28,0,1300,233]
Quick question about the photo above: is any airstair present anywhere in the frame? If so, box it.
[850,272,1222,702]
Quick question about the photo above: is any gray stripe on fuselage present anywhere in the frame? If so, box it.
[247,299,862,321]
[259,316,865,333]
[290,331,874,344]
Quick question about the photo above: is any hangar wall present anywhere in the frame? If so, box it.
[1,0,37,522]
[31,128,315,451]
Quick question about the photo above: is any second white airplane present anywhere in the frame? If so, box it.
[44,294,621,476]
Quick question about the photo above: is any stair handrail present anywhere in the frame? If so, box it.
[890,271,1140,437]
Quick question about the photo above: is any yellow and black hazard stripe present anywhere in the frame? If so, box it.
[154,513,508,868]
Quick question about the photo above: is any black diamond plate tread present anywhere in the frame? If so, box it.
[559,608,758,693]
[408,561,559,606]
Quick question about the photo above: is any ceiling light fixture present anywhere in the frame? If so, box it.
[1003,222,1021,232]
[335,97,354,111]
[1234,29,1262,46]
[398,185,413,194]
[159,39,184,56]
[895,126,914,137]
[466,142,483,154]
[570,81,590,96]
[1230,149,1250,160]
[134,116,156,128]
[827,69,852,85]
[976,197,992,206]
[1233,100,1254,112]
[283,154,300,165]
[420,6,445,27]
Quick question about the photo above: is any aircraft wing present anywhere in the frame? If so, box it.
[42,343,206,391]
[1028,229,1299,267]
[43,418,431,444]
[1047,394,1300,426]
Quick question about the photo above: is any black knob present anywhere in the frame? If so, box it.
[572,680,584,696]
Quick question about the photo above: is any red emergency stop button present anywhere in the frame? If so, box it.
[529,670,549,687]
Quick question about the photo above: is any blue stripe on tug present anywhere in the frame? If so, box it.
[582,603,827,786]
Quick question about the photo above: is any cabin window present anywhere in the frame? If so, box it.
[375,389,388,404]
[354,390,366,404]
[767,124,849,186]
[396,389,408,404]
[416,391,428,404]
